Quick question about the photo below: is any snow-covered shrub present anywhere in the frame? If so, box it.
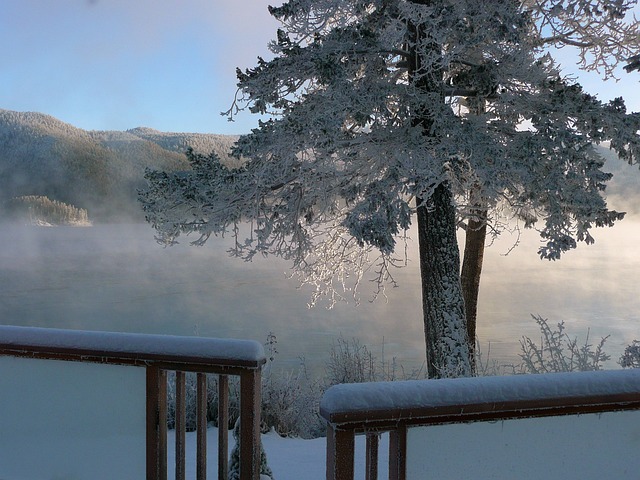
[166,371,196,431]
[228,417,274,480]
[165,364,322,438]
[260,333,325,438]
[261,365,324,439]
[166,372,239,431]
[260,334,426,439]
[325,336,377,385]
[519,315,610,373]
[619,340,640,369]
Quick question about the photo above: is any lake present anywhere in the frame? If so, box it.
[1,217,639,374]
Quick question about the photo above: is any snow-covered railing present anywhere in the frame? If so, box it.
[320,369,640,480]
[0,325,266,480]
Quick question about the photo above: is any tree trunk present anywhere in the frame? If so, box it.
[460,85,488,358]
[460,199,487,356]
[408,0,473,378]
[417,183,473,378]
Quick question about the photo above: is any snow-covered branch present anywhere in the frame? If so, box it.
[143,0,640,296]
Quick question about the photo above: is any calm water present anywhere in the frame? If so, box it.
[1,219,639,372]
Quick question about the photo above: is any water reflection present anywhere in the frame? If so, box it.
[0,218,638,373]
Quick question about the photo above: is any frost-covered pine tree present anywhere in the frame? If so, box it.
[460,0,640,351]
[140,0,640,378]
[228,418,274,480]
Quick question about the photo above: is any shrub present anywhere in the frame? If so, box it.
[261,362,324,439]
[619,340,640,369]
[518,315,610,374]
[325,336,378,385]
[325,335,426,385]
[166,372,235,431]
[228,417,274,480]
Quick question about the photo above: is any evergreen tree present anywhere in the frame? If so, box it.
[228,417,273,480]
[3,195,90,225]
[141,0,640,378]
[459,0,640,353]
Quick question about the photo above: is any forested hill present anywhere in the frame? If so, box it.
[0,108,637,223]
[0,108,238,221]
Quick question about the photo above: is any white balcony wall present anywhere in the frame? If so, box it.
[406,409,640,479]
[0,356,146,479]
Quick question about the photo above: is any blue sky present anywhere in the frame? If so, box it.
[0,0,638,134]
[0,0,278,134]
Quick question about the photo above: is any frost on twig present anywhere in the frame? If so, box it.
[519,315,611,373]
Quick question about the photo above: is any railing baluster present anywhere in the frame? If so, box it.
[388,426,406,480]
[147,366,168,480]
[365,433,379,480]
[159,370,168,479]
[175,371,186,480]
[326,424,355,480]
[218,375,229,480]
[240,370,261,480]
[146,367,159,480]
[196,372,208,480]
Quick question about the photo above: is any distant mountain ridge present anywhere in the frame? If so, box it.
[0,108,638,223]
[0,108,238,221]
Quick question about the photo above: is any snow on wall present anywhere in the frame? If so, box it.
[0,356,147,479]
[0,324,266,365]
[321,369,640,416]
[322,370,640,479]
[406,409,640,479]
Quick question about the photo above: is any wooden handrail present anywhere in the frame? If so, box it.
[0,325,266,480]
[320,369,640,480]
[0,325,265,371]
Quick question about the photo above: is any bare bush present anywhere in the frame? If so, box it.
[325,335,426,386]
[474,340,522,377]
[261,362,324,439]
[325,336,378,385]
[519,315,610,374]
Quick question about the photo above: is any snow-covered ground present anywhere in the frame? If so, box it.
[7,414,640,479]
[0,425,383,479]
[168,427,388,480]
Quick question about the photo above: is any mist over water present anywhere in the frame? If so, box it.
[1,218,639,372]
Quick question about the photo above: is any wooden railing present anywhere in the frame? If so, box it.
[320,369,640,480]
[0,325,266,480]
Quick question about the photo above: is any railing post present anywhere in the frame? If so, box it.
[365,433,379,480]
[326,424,355,480]
[196,373,208,480]
[175,371,186,480]
[388,426,407,480]
[147,366,167,480]
[218,375,230,480]
[240,369,262,480]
